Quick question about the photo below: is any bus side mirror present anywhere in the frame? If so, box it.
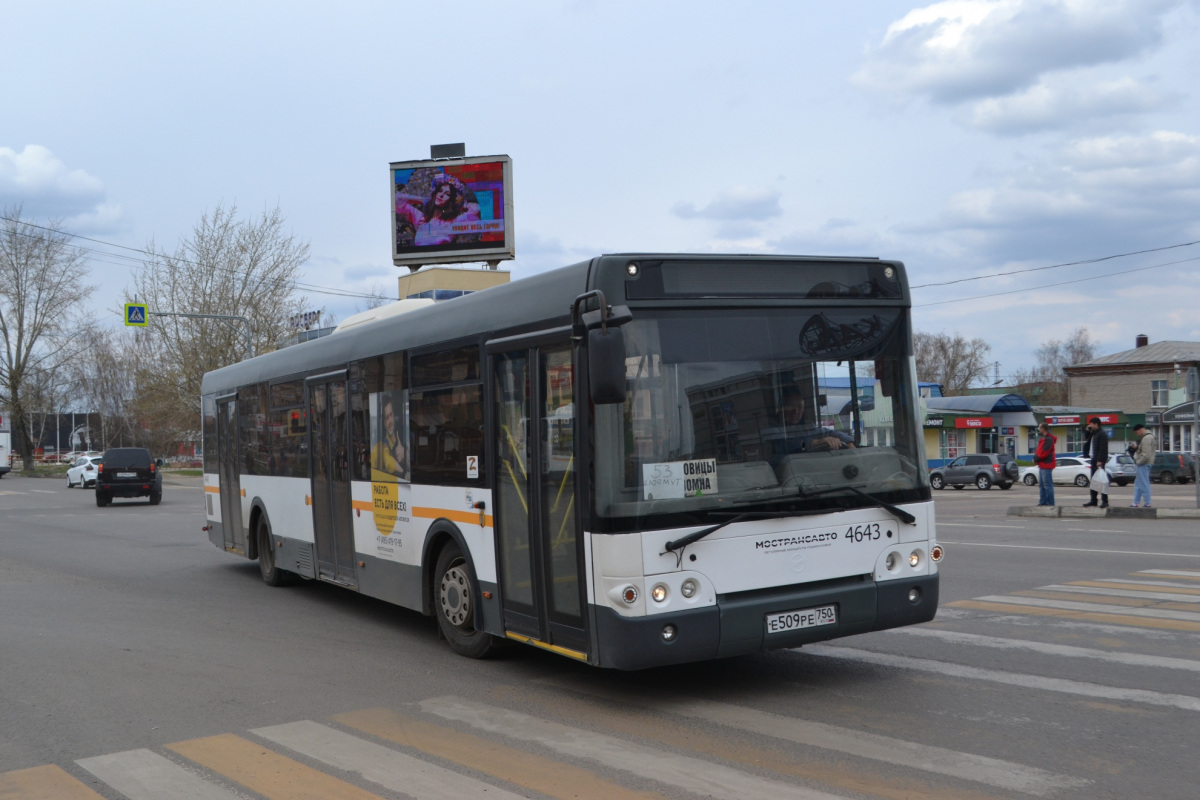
[589,326,627,405]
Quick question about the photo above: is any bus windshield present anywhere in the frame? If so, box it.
[592,307,928,527]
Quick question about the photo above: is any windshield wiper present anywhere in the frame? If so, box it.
[663,484,917,555]
[815,485,917,525]
[663,510,799,553]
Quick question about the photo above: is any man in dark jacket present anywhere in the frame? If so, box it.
[1082,416,1109,508]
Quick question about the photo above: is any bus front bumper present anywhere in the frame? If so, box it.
[592,573,938,670]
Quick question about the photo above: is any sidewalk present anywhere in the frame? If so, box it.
[1009,504,1200,519]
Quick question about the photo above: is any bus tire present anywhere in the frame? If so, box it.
[435,542,497,659]
[257,515,290,587]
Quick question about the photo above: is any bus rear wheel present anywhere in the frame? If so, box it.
[257,516,290,587]
[435,542,497,659]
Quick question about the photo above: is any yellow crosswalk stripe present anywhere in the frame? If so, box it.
[1070,580,1200,595]
[0,765,105,800]
[333,707,668,800]
[166,733,387,800]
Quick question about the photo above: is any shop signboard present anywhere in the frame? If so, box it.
[954,417,994,429]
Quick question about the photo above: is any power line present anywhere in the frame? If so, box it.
[0,214,391,301]
[911,239,1200,289]
[915,255,1200,307]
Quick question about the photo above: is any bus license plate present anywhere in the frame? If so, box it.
[116,471,136,478]
[765,605,836,634]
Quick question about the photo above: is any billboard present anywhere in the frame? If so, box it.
[390,154,514,268]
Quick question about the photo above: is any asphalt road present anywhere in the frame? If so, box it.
[2,474,1199,799]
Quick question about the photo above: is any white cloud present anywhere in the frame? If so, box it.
[0,144,122,228]
[966,75,1178,134]
[853,0,1182,105]
[672,186,783,222]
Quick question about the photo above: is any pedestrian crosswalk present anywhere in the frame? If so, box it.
[3,568,1199,799]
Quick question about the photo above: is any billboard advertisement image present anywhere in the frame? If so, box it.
[390,154,514,268]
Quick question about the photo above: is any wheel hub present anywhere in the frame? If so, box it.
[440,564,471,628]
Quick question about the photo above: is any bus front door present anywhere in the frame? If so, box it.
[216,397,244,553]
[491,342,587,657]
[307,374,357,587]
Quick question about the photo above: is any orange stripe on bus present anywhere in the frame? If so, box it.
[413,506,494,528]
[204,485,220,493]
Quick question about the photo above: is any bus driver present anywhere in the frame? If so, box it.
[775,386,856,454]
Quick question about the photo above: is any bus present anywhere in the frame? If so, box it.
[200,254,940,669]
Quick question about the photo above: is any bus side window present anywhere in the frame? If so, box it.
[410,385,483,485]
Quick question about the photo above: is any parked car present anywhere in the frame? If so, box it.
[66,455,103,488]
[1049,456,1093,487]
[929,454,1019,490]
[1105,453,1136,487]
[1151,452,1195,484]
[95,447,163,506]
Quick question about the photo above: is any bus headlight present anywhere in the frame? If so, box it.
[680,578,698,598]
[931,545,944,562]
[621,585,638,604]
[885,552,898,571]
[651,584,668,603]
[909,551,921,568]
[662,624,677,642]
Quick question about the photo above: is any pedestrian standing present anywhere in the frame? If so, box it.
[1130,422,1156,508]
[1081,417,1109,508]
[1034,422,1057,506]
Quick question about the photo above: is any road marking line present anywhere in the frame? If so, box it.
[333,708,669,800]
[1141,569,1200,578]
[418,696,848,800]
[938,541,1200,558]
[1045,584,1200,603]
[536,679,1085,797]
[950,599,1200,632]
[29,490,56,494]
[975,594,1200,622]
[167,733,387,800]
[936,523,1027,528]
[889,627,1200,672]
[801,645,1200,712]
[0,764,106,799]
[1081,579,1200,592]
[252,720,526,800]
[76,749,239,799]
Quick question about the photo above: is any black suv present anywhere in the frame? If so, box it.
[1150,452,1195,484]
[95,447,163,506]
[929,453,1019,490]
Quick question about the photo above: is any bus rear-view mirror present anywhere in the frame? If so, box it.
[589,326,627,405]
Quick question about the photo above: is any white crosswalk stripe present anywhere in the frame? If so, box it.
[418,695,849,800]
[76,749,240,799]
[251,720,528,800]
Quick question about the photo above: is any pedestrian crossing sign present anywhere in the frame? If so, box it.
[124,303,149,327]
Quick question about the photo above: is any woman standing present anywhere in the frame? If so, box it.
[1034,422,1057,506]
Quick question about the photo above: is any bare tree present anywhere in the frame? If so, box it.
[1013,327,1096,405]
[126,204,310,419]
[0,207,95,470]
[914,331,992,395]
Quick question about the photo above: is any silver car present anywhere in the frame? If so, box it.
[1105,453,1137,487]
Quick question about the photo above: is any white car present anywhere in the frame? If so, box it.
[1020,456,1093,487]
[66,454,104,488]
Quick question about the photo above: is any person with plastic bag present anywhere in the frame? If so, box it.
[1081,417,1109,508]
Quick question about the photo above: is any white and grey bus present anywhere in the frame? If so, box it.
[201,254,941,669]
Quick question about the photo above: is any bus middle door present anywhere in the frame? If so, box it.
[307,372,357,587]
[490,339,587,658]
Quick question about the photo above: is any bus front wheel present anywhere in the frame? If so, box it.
[435,542,497,659]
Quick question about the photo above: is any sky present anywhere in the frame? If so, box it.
[2,0,1199,385]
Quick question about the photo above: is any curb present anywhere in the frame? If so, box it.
[1008,505,1200,519]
